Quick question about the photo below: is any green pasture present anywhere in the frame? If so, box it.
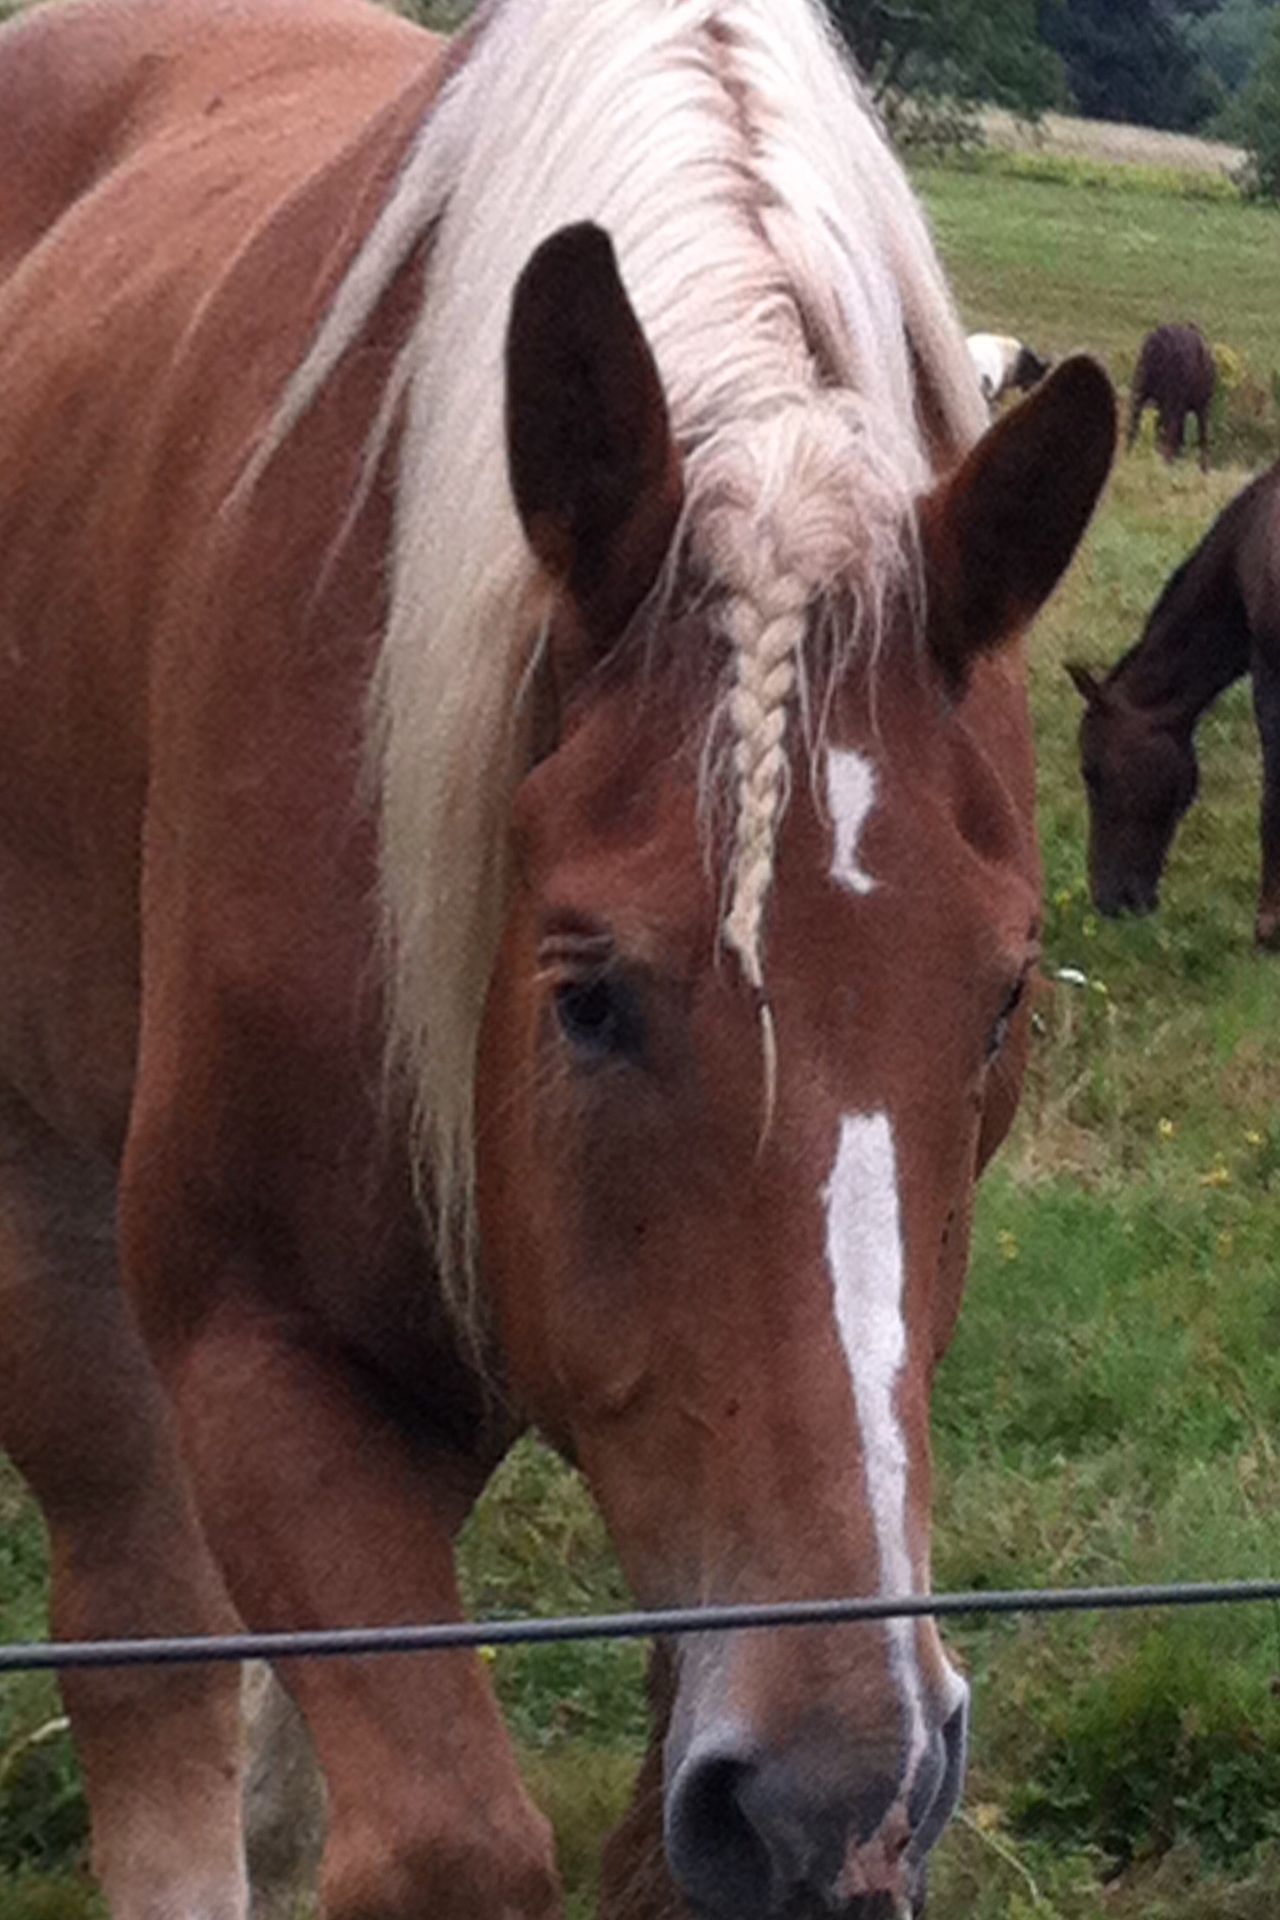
[3,161,1280,1920]
[919,162,1280,468]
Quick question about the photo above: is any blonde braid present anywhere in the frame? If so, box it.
[721,580,808,988]
[692,389,918,1006]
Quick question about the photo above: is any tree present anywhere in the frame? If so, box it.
[1184,0,1280,97]
[1038,0,1222,131]
[829,0,1061,145]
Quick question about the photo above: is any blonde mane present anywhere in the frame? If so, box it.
[265,0,985,1318]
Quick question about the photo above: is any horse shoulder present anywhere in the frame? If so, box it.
[0,0,438,268]
[0,2,442,1160]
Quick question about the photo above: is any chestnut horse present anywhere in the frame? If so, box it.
[1070,460,1280,946]
[0,1,1114,1917]
[1128,322,1216,471]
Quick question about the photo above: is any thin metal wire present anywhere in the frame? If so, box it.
[3,1578,1280,1676]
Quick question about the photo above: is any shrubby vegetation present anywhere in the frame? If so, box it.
[827,0,1057,150]
[1037,0,1224,134]
[834,0,1280,148]
[1187,0,1280,104]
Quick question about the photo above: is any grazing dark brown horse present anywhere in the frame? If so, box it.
[1070,460,1280,945]
[0,1,1114,1917]
[1128,322,1216,470]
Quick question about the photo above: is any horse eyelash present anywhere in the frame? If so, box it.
[986,971,1029,1062]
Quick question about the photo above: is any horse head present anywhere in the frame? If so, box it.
[473,224,1115,1919]
[1013,343,1051,392]
[1068,663,1199,918]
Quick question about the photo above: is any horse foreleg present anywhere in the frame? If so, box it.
[0,1094,248,1920]
[1252,651,1280,948]
[1158,406,1183,463]
[139,1299,560,1920]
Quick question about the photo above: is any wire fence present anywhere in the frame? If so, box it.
[4,1577,1280,1676]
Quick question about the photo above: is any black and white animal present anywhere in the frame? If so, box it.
[968,332,1051,407]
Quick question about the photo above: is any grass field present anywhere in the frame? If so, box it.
[917,165,1280,473]
[3,149,1280,1920]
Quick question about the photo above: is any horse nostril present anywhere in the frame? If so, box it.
[666,1752,775,1920]
[667,1741,914,1918]
[909,1696,970,1863]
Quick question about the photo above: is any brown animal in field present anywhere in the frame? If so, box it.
[1128,322,1216,469]
[0,0,1115,1917]
[1070,458,1280,947]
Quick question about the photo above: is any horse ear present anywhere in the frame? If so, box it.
[922,355,1116,690]
[506,222,683,650]
[1066,661,1106,706]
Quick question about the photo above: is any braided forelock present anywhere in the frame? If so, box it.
[692,390,918,991]
[721,583,807,988]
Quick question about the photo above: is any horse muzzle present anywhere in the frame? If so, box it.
[663,1685,969,1919]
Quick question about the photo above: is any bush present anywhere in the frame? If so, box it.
[1206,342,1280,467]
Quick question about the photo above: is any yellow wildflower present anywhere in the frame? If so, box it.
[1157,1117,1176,1141]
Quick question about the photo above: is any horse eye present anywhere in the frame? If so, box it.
[986,976,1027,1063]
[554,973,643,1062]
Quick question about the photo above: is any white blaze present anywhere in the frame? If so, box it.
[821,747,971,1790]
[823,1112,928,1781]
[826,748,878,896]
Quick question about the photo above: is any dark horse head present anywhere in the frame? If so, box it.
[1067,468,1267,921]
[1012,343,1050,393]
[1067,661,1198,917]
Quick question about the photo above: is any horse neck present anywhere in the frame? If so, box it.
[1112,512,1252,733]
